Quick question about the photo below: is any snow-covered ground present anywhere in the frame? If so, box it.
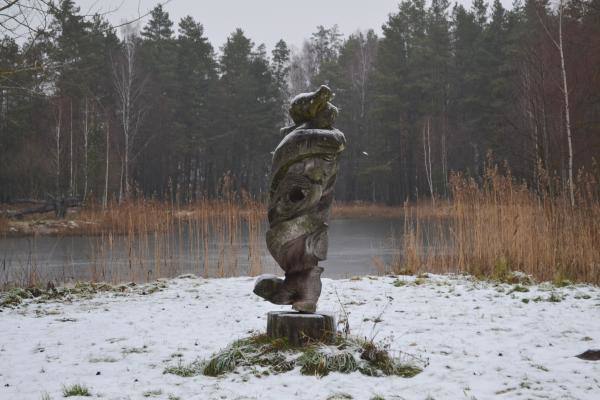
[1,274,599,400]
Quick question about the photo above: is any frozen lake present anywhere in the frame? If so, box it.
[0,218,418,286]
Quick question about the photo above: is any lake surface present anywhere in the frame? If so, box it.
[0,218,409,287]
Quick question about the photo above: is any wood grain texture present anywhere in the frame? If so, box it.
[266,311,336,346]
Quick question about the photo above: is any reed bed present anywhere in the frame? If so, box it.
[391,166,600,284]
[332,201,453,219]
[0,216,7,236]
[0,197,271,289]
[1,165,598,289]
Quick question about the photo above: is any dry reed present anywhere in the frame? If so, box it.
[332,201,452,219]
[0,194,269,289]
[1,164,598,289]
[391,165,600,284]
[0,216,8,237]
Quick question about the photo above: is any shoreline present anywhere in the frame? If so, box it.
[2,271,597,302]
[0,202,416,238]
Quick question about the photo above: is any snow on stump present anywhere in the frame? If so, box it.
[266,311,336,347]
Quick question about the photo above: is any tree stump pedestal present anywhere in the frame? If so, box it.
[266,311,336,347]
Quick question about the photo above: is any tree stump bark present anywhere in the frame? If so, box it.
[266,311,336,347]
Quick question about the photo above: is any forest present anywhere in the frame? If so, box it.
[1,0,599,205]
[1,5,600,398]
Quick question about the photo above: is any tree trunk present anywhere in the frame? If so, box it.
[83,98,89,201]
[558,4,574,207]
[69,98,73,197]
[55,104,62,196]
[103,121,110,209]
[423,117,435,206]
[266,311,336,346]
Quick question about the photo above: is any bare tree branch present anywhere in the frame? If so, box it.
[0,0,19,14]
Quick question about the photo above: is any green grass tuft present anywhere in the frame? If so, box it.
[89,355,118,363]
[142,389,162,397]
[199,333,424,379]
[298,348,358,376]
[164,360,204,377]
[508,285,529,294]
[121,345,149,354]
[203,346,246,376]
[1,287,33,307]
[326,394,353,400]
[547,292,564,302]
[62,384,91,397]
[202,334,297,377]
[393,279,407,287]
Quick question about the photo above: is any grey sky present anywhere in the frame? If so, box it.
[76,0,513,52]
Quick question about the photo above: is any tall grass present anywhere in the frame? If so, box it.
[89,197,267,283]
[0,215,7,235]
[332,201,452,219]
[0,196,270,289]
[1,164,598,289]
[392,165,600,284]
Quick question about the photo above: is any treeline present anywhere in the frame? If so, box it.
[307,0,600,204]
[1,0,599,205]
[0,1,287,203]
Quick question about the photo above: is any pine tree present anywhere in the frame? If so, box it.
[137,5,178,198]
[175,16,218,200]
[218,29,280,195]
[141,4,174,41]
[271,39,291,121]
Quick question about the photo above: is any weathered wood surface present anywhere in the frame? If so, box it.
[266,311,336,346]
[255,85,346,313]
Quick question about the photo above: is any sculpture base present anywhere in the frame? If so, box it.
[266,311,336,347]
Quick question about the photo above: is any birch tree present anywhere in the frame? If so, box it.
[557,1,574,206]
[103,120,109,208]
[82,97,89,200]
[53,102,62,196]
[113,28,145,201]
[423,118,435,206]
[537,0,575,206]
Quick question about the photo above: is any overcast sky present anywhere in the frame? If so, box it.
[75,0,513,52]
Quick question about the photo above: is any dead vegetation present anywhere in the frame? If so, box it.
[1,164,598,288]
[0,196,267,289]
[389,165,600,284]
[332,201,452,219]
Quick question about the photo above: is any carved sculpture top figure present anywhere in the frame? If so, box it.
[253,85,346,313]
